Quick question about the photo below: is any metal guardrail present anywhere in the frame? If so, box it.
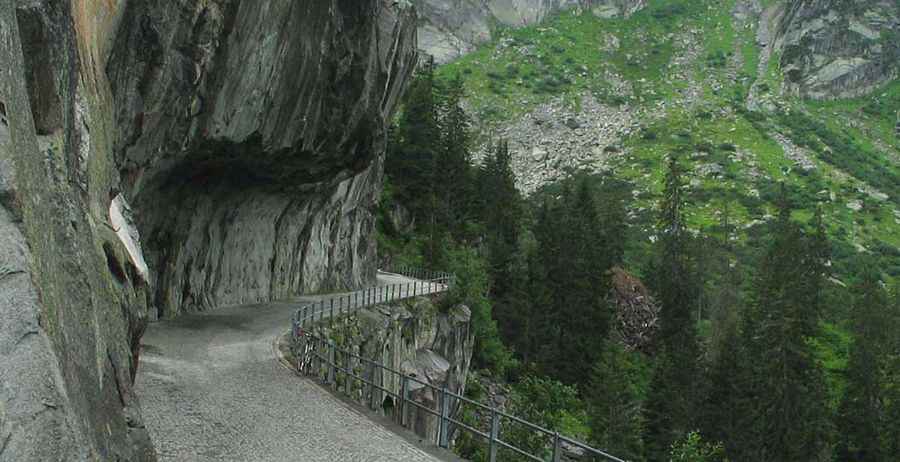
[289,267,625,462]
[290,268,453,328]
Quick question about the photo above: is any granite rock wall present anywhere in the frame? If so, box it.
[0,1,417,459]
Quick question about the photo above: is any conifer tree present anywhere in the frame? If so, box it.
[435,74,474,240]
[643,156,701,460]
[701,319,746,458]
[588,340,645,461]
[737,186,830,460]
[553,178,613,386]
[884,285,900,458]
[527,198,563,365]
[836,264,892,461]
[387,56,439,222]
[479,139,521,303]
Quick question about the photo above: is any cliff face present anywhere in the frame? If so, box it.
[1,1,156,459]
[294,296,474,444]
[109,1,417,316]
[415,0,646,62]
[0,1,416,460]
[776,0,899,99]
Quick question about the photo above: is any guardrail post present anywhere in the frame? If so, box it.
[489,408,500,462]
[327,340,336,387]
[344,350,351,396]
[312,337,320,378]
[364,359,373,409]
[399,375,409,427]
[291,317,297,341]
[552,431,561,462]
[439,386,450,448]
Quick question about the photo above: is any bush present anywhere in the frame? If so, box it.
[443,247,516,376]
[669,431,728,461]
[499,376,589,461]
[718,143,737,152]
[706,51,727,68]
[642,128,659,140]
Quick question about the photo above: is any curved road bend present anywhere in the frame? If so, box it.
[136,272,447,462]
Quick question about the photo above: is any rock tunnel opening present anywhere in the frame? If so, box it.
[129,138,380,318]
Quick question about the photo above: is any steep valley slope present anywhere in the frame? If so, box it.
[420,0,900,283]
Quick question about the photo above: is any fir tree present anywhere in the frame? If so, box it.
[588,341,645,461]
[555,179,613,386]
[836,265,891,461]
[643,156,701,461]
[387,56,439,222]
[479,139,522,306]
[885,284,900,457]
[701,319,746,458]
[737,186,830,460]
[435,74,475,240]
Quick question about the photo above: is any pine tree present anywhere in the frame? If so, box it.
[707,201,742,364]
[836,264,891,461]
[387,57,440,221]
[588,340,645,461]
[701,319,746,458]
[643,156,701,461]
[527,176,625,386]
[435,74,475,240]
[555,178,613,386]
[496,232,537,361]
[737,186,830,460]
[479,139,521,305]
[526,198,562,366]
[885,284,900,457]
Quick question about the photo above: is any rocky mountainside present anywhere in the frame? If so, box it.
[777,0,899,99]
[414,0,647,62]
[427,0,900,281]
[0,1,415,460]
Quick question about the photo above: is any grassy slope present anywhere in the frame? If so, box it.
[433,0,900,404]
[436,0,900,281]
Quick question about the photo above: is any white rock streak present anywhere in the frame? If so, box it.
[109,194,150,282]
